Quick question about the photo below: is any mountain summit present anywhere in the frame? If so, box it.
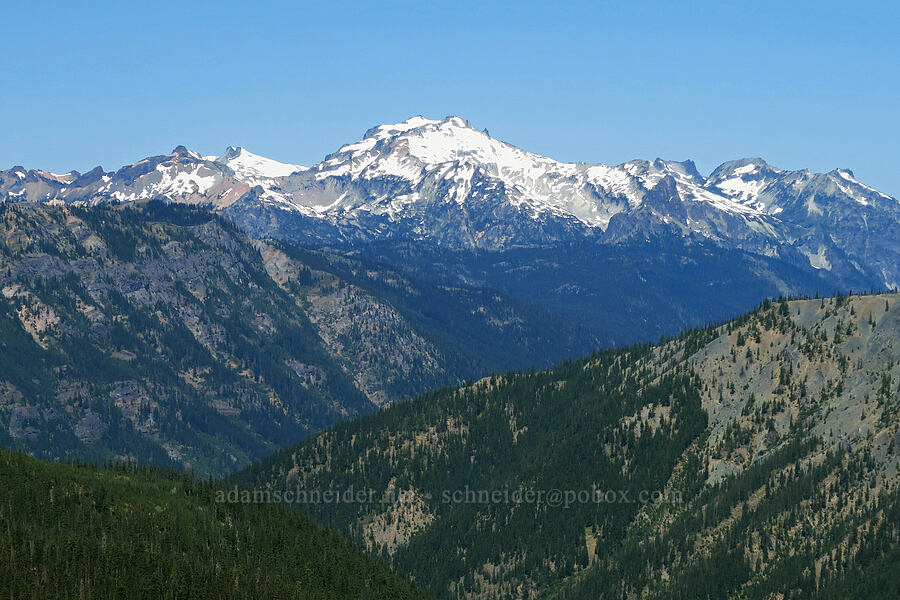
[215,146,306,184]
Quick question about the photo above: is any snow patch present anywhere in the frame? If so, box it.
[153,163,217,196]
[806,196,823,216]
[715,176,768,204]
[732,163,759,176]
[802,246,831,270]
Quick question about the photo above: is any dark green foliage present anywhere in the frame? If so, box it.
[0,448,430,600]
[233,345,709,597]
[235,294,900,599]
[547,441,900,600]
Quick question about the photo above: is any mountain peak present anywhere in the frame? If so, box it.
[834,167,855,179]
[652,158,704,182]
[830,168,895,202]
[709,157,779,180]
[214,146,304,180]
[220,146,244,160]
[170,145,201,160]
[3,121,897,289]
[361,115,479,142]
[439,115,473,129]
[362,116,442,140]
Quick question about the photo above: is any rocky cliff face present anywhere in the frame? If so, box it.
[0,202,371,475]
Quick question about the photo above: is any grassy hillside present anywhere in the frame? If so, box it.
[234,293,900,599]
[0,447,430,599]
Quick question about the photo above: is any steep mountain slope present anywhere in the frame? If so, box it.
[259,241,601,396]
[216,145,306,183]
[550,293,900,600]
[0,202,602,474]
[344,239,866,347]
[0,201,371,475]
[234,293,900,599]
[0,448,429,600]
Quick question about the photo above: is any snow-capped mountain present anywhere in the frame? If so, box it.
[2,115,898,289]
[270,116,899,289]
[287,117,891,227]
[0,145,304,210]
[215,146,305,185]
[282,116,782,233]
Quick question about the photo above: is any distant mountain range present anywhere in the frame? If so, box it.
[2,118,899,421]
[3,116,899,292]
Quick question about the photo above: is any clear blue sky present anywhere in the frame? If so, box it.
[2,1,898,196]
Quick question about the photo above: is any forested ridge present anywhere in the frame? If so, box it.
[0,447,430,599]
[235,293,900,599]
